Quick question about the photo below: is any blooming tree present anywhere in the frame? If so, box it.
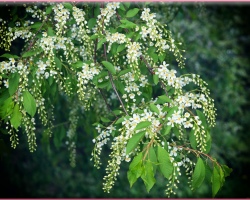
[0,2,231,197]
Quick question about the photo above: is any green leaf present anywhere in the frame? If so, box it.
[118,68,131,77]
[149,103,159,114]
[90,34,98,40]
[212,166,221,197]
[119,19,136,29]
[156,95,172,104]
[110,43,118,55]
[30,22,43,29]
[119,3,126,11]
[88,18,96,29]
[0,53,19,59]
[102,61,116,75]
[126,130,146,154]
[97,80,110,89]
[100,117,110,123]
[124,2,130,8]
[47,27,55,36]
[0,97,14,118]
[10,104,22,130]
[22,91,37,117]
[8,72,20,96]
[196,110,208,129]
[163,125,171,135]
[153,74,159,85]
[157,145,173,179]
[0,89,10,105]
[46,5,53,14]
[141,160,156,193]
[55,57,62,70]
[149,147,157,173]
[97,38,106,50]
[129,152,143,169]
[159,54,166,62]
[126,8,140,18]
[63,3,72,10]
[117,43,126,53]
[164,106,179,122]
[72,61,83,69]
[115,117,124,124]
[22,50,38,58]
[221,164,232,177]
[192,157,206,190]
[135,121,151,131]
[114,80,125,94]
[127,153,144,187]
[189,128,197,149]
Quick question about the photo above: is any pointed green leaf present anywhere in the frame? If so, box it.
[127,152,143,187]
[221,164,232,177]
[149,147,157,173]
[159,54,166,62]
[55,56,62,69]
[149,103,159,114]
[118,68,131,77]
[102,61,116,75]
[124,2,130,8]
[212,166,221,197]
[97,38,106,50]
[22,50,39,58]
[196,110,208,129]
[192,157,206,190]
[135,121,151,131]
[100,117,110,123]
[47,27,55,36]
[126,131,145,154]
[0,53,19,59]
[10,104,22,130]
[189,128,197,149]
[163,125,172,135]
[153,74,159,85]
[141,160,156,193]
[63,2,72,10]
[0,97,14,118]
[157,95,172,104]
[126,8,140,18]
[129,152,143,169]
[157,145,173,179]
[8,72,20,96]
[22,90,36,117]
[45,5,53,14]
[117,43,126,53]
[88,18,96,29]
[119,19,136,29]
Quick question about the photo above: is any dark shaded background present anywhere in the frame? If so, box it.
[0,3,250,198]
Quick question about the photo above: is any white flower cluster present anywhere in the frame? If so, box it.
[53,4,70,35]
[97,3,120,31]
[77,63,101,84]
[126,42,141,64]
[106,32,127,52]
[77,63,101,101]
[36,60,57,79]
[155,61,192,89]
[140,8,170,52]
[120,71,147,102]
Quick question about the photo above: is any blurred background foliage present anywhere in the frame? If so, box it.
[0,3,250,198]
